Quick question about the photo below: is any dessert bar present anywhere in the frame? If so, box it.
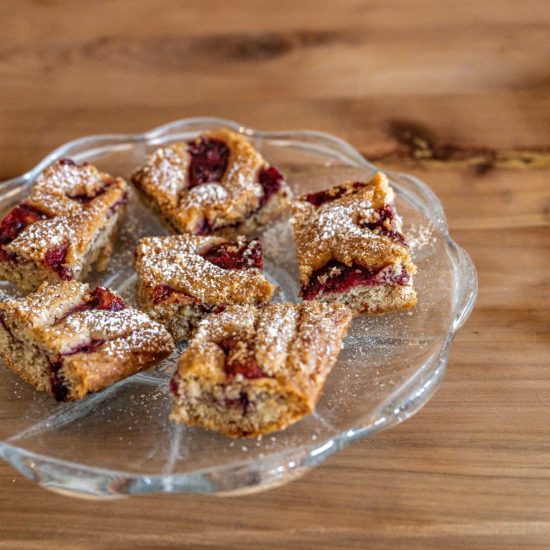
[0,281,174,401]
[291,172,417,314]
[135,234,275,342]
[131,129,291,238]
[170,302,352,438]
[0,159,128,291]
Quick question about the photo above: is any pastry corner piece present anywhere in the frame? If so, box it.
[169,302,352,438]
[131,129,292,238]
[291,171,417,314]
[0,281,174,401]
[135,234,275,343]
[0,159,129,291]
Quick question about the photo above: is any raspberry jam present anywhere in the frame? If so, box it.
[187,138,230,187]
[43,243,72,280]
[87,287,125,311]
[202,239,262,270]
[64,338,106,356]
[218,335,267,379]
[257,166,284,207]
[302,182,366,207]
[65,287,125,318]
[302,260,410,300]
[152,285,175,304]
[225,356,266,379]
[151,285,197,305]
[0,203,49,250]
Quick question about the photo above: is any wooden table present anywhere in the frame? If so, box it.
[1,1,549,548]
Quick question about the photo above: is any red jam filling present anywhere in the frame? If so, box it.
[218,335,267,380]
[0,204,50,259]
[87,287,125,311]
[64,287,125,318]
[302,182,366,207]
[257,166,284,207]
[151,284,202,306]
[201,239,262,270]
[187,138,230,188]
[43,243,72,280]
[64,339,106,356]
[302,260,410,300]
[152,284,180,304]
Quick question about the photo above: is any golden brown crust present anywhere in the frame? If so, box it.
[0,160,128,291]
[0,281,174,401]
[131,129,291,235]
[170,302,352,438]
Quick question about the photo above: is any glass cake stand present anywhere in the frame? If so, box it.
[0,118,477,498]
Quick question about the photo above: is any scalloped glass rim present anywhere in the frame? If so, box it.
[0,118,477,498]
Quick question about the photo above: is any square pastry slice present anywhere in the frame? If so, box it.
[291,172,417,314]
[135,235,275,343]
[0,159,128,291]
[0,281,174,401]
[169,302,352,438]
[131,129,292,238]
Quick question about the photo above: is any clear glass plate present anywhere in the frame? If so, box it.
[0,118,477,498]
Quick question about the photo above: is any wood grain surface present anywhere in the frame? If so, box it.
[1,1,549,548]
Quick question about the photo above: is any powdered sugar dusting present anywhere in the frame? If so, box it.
[131,130,280,234]
[407,223,437,256]
[291,172,415,281]
[1,159,128,286]
[135,235,273,305]
[8,280,173,360]
[181,302,351,379]
[6,217,74,261]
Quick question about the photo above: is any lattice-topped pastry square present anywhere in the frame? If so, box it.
[0,281,174,401]
[291,172,417,314]
[131,129,292,237]
[0,159,128,291]
[170,302,352,438]
[135,234,275,342]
